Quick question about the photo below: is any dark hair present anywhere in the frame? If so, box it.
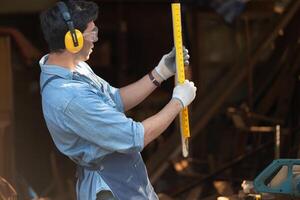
[40,0,98,52]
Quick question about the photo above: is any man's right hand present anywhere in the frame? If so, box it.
[172,80,197,108]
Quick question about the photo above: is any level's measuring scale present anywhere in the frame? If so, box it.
[172,3,190,157]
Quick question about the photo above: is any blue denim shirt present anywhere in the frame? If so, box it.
[39,55,158,200]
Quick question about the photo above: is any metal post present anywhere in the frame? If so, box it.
[275,125,280,159]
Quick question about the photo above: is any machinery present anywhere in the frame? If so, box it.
[253,159,300,199]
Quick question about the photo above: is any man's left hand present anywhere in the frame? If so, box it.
[154,47,190,80]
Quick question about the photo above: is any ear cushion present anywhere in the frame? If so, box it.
[64,29,84,53]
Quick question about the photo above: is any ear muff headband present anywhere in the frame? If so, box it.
[57,2,83,53]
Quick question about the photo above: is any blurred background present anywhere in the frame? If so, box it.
[1,0,300,199]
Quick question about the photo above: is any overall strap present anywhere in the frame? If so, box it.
[40,75,61,94]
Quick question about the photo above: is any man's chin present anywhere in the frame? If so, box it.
[81,54,90,62]
[85,51,92,59]
[76,51,92,62]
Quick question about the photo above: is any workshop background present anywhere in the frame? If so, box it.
[0,0,300,199]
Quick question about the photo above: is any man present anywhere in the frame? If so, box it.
[39,1,196,200]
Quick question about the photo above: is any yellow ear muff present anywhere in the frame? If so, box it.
[64,29,84,53]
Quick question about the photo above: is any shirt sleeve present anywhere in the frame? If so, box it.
[108,86,124,113]
[64,92,144,154]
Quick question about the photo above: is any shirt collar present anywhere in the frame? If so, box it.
[39,54,74,80]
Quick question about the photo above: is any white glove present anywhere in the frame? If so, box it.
[172,80,197,108]
[155,47,190,80]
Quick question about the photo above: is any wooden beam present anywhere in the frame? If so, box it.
[0,36,12,118]
[0,28,41,66]
[0,0,56,14]
[0,36,15,183]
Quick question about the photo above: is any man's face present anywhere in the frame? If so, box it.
[77,21,98,61]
